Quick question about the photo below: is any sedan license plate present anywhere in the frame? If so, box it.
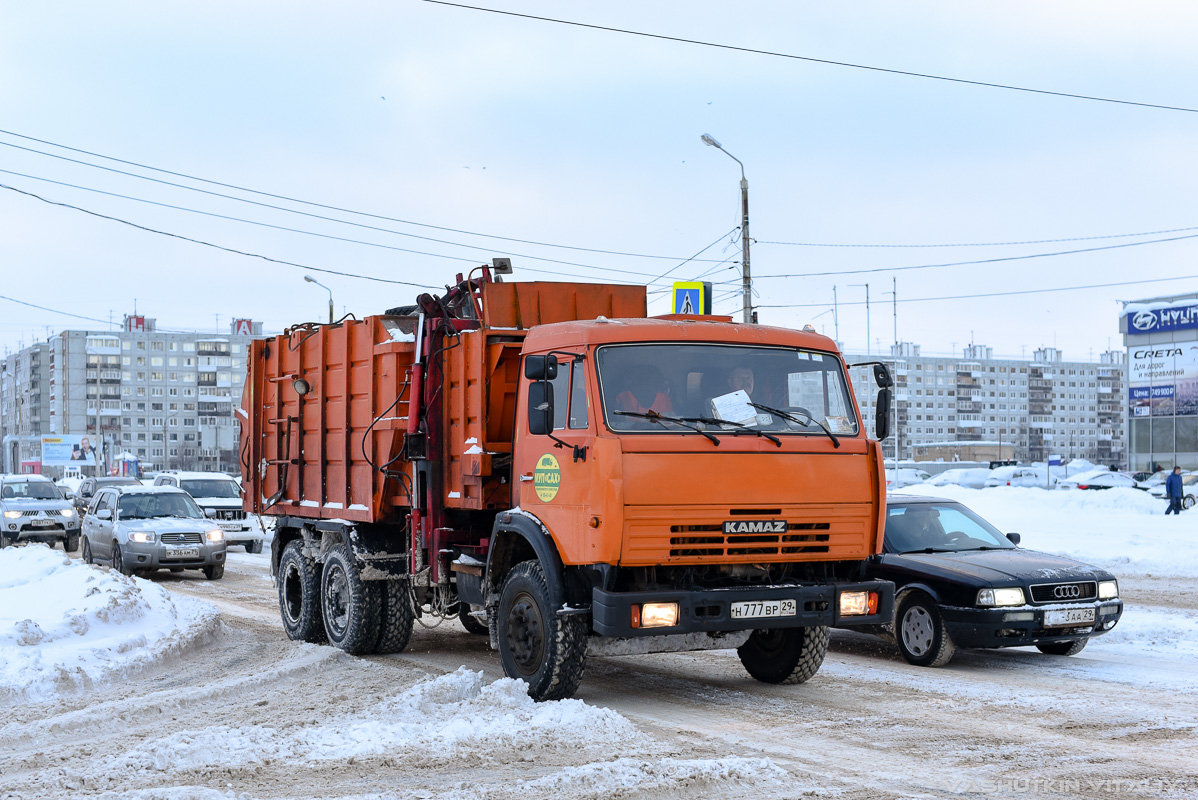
[731,599,797,620]
[1044,607,1096,627]
[166,548,200,559]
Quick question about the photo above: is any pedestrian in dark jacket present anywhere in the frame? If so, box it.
[1165,467,1185,515]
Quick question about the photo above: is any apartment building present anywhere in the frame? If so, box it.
[0,315,264,474]
[0,342,52,472]
[846,343,1127,467]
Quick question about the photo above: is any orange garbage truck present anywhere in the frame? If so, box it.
[241,263,895,700]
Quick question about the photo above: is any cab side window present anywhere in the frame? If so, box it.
[549,366,570,431]
[568,363,589,429]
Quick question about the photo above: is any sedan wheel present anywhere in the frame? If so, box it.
[82,538,94,564]
[112,542,133,577]
[896,593,956,667]
[1184,495,1196,510]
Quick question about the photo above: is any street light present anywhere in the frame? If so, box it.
[701,133,752,324]
[304,275,334,324]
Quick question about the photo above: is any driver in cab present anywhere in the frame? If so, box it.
[613,365,673,415]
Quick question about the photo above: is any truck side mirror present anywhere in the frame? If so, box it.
[873,363,894,388]
[524,354,558,380]
[527,380,554,436]
[875,387,892,440]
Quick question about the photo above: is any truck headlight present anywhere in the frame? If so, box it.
[1098,580,1119,599]
[60,508,75,517]
[839,590,879,616]
[129,531,156,543]
[206,529,225,542]
[977,587,1025,607]
[633,602,679,628]
[2,511,21,519]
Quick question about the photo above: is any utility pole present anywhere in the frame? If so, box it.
[832,285,839,345]
[701,134,752,323]
[850,284,870,356]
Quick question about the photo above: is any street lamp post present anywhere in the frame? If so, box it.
[701,134,752,324]
[304,275,334,324]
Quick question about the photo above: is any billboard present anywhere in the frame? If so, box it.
[1127,304,1198,334]
[1129,344,1198,417]
[40,435,104,467]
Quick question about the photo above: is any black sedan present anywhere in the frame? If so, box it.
[851,496,1124,667]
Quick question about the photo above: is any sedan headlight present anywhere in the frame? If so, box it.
[129,531,156,544]
[206,528,225,542]
[977,587,1026,607]
[1098,580,1119,599]
[2,510,21,519]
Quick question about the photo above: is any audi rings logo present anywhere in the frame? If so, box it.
[1131,311,1159,331]
[1053,584,1082,599]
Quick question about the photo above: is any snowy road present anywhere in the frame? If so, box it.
[2,540,1194,800]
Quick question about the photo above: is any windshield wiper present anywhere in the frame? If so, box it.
[748,402,841,449]
[675,415,782,447]
[613,410,721,446]
[902,547,958,554]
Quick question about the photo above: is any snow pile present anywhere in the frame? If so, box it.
[0,544,219,702]
[119,668,793,798]
[894,485,1197,576]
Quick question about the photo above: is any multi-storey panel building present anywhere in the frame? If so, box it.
[847,343,1127,467]
[0,315,264,474]
[0,342,51,472]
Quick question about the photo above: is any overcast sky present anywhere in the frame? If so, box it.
[2,1,1196,360]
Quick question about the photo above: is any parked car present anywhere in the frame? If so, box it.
[1057,470,1146,491]
[153,471,266,553]
[0,474,82,551]
[984,465,1058,489]
[1148,472,1198,509]
[80,485,227,579]
[886,468,932,491]
[921,468,992,489]
[72,476,144,518]
[847,495,1123,666]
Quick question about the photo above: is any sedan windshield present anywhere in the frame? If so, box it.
[180,479,241,499]
[885,504,1015,553]
[118,493,205,520]
[596,344,859,436]
[1,482,62,500]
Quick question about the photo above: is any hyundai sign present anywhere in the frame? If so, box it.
[1127,304,1198,333]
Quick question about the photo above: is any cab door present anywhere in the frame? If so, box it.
[516,353,596,565]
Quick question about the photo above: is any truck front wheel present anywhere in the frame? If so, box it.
[278,540,326,644]
[320,544,380,655]
[371,579,414,654]
[497,560,587,702]
[738,625,830,685]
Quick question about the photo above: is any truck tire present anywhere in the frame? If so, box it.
[738,625,829,685]
[896,592,956,667]
[371,579,414,654]
[278,540,326,644]
[497,560,587,702]
[459,603,489,635]
[321,543,381,655]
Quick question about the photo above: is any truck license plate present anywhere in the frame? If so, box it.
[1044,607,1096,627]
[167,548,200,559]
[218,522,241,531]
[731,599,797,620]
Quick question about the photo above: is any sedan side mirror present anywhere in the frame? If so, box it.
[1006,532,1021,545]
[205,508,218,518]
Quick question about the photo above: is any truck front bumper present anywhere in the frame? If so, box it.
[591,580,895,637]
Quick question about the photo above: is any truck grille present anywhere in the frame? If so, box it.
[211,509,245,521]
[669,523,830,557]
[1029,581,1097,603]
[160,532,204,545]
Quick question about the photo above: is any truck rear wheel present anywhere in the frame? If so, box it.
[278,540,326,644]
[458,603,489,635]
[738,625,830,685]
[497,560,587,702]
[371,579,414,654]
[320,543,380,655]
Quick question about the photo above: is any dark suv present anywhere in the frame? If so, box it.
[72,477,143,518]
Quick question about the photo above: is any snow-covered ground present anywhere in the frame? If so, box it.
[2,490,1195,798]
[0,545,219,703]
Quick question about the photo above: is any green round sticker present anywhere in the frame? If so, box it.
[534,454,561,502]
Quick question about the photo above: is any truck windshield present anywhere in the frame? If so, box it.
[596,344,859,436]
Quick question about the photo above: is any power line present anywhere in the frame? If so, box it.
[756,274,1198,308]
[0,182,440,289]
[420,1,1198,114]
[756,232,1198,279]
[758,224,1198,249]
[0,128,728,263]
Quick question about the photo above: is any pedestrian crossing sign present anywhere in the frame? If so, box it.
[672,281,713,315]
